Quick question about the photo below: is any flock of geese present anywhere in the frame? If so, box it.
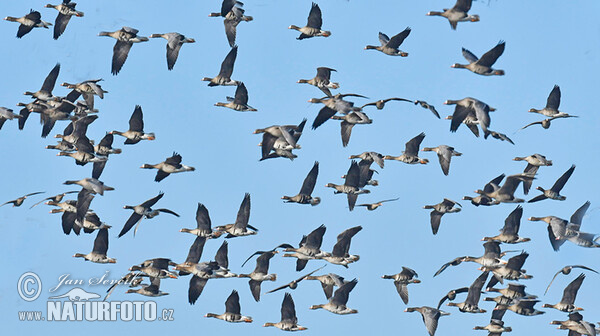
[2,0,598,334]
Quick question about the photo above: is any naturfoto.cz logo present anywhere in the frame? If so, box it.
[17,271,174,322]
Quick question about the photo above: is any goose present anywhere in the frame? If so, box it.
[280,224,327,271]
[482,252,532,288]
[445,97,493,136]
[405,306,450,336]
[361,97,411,110]
[92,133,121,179]
[0,107,22,130]
[325,161,370,211]
[282,161,320,205]
[149,32,195,70]
[310,278,358,314]
[30,191,77,209]
[266,266,326,294]
[209,0,253,47]
[384,132,429,164]
[76,212,112,234]
[61,79,107,110]
[309,93,365,115]
[451,41,505,76]
[551,312,596,336]
[213,193,258,238]
[1,191,44,207]
[141,152,195,182]
[483,205,530,244]
[447,271,489,313]
[16,101,46,130]
[423,199,461,235]
[48,199,79,235]
[382,267,420,304]
[205,290,252,323]
[45,0,83,39]
[212,240,237,278]
[98,27,149,75]
[513,154,552,194]
[422,145,462,176]
[529,85,576,118]
[214,82,256,111]
[289,2,330,40]
[73,228,116,263]
[126,277,168,297]
[174,237,221,304]
[486,130,515,145]
[129,258,178,279]
[487,283,535,300]
[528,215,570,251]
[543,273,585,312]
[110,105,156,144]
[55,114,97,145]
[473,319,512,334]
[264,293,307,331]
[437,287,469,309]
[202,46,239,86]
[545,265,597,295]
[317,226,362,267]
[528,165,575,203]
[426,0,479,30]
[520,115,577,130]
[342,159,379,188]
[57,135,107,166]
[38,90,82,138]
[63,178,114,195]
[356,197,399,211]
[349,151,384,168]
[4,10,52,38]
[120,192,179,237]
[474,173,534,203]
[24,63,60,101]
[494,299,544,316]
[463,174,505,206]
[331,111,372,147]
[305,273,348,299]
[238,251,277,302]
[434,241,507,277]
[298,67,339,97]
[179,203,223,238]
[365,28,411,56]
[260,135,300,161]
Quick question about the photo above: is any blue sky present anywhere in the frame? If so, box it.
[1,0,599,334]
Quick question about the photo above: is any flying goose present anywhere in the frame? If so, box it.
[141,152,195,182]
[528,165,575,203]
[238,251,277,302]
[179,203,223,238]
[2,191,44,207]
[213,193,258,237]
[426,0,479,30]
[110,105,156,144]
[119,192,179,237]
[310,278,358,314]
[202,46,239,86]
[149,32,195,70]
[205,290,253,323]
[513,154,552,194]
[364,28,411,56]
[4,10,52,38]
[214,82,256,111]
[382,267,421,304]
[282,161,320,205]
[384,132,429,164]
[73,228,116,263]
[423,199,461,235]
[529,85,577,118]
[289,2,331,40]
[482,205,530,244]
[45,0,84,39]
[422,145,462,176]
[447,271,489,313]
[545,265,597,295]
[325,161,370,211]
[98,27,149,75]
[451,41,505,76]
[543,273,585,312]
[266,266,326,294]
[405,306,450,336]
[298,67,339,97]
[264,293,307,331]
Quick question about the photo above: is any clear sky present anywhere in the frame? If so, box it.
[1,0,599,334]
